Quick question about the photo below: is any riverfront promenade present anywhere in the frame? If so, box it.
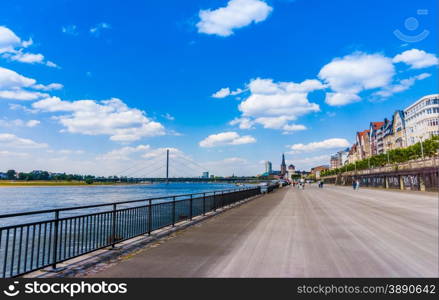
[88,185,438,277]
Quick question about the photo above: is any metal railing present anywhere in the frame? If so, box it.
[0,186,261,278]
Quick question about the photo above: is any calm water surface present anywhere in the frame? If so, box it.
[0,183,240,225]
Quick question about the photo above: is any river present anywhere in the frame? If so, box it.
[0,182,241,225]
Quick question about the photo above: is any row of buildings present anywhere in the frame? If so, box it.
[329,94,439,169]
[260,154,309,180]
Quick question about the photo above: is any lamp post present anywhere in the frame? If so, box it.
[419,136,424,159]
[387,151,390,164]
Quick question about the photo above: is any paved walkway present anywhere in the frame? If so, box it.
[89,185,438,277]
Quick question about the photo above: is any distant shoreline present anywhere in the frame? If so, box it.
[0,181,153,187]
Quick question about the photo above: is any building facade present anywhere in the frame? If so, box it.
[287,164,296,180]
[404,94,439,146]
[369,122,384,156]
[311,165,329,179]
[264,161,273,174]
[356,129,371,159]
[383,110,407,152]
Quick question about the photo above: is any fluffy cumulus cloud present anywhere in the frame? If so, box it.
[318,49,438,106]
[234,78,322,130]
[199,131,256,147]
[319,52,395,106]
[0,133,48,148]
[0,66,61,101]
[288,138,350,152]
[393,49,438,69]
[0,26,57,67]
[197,0,273,37]
[32,97,166,142]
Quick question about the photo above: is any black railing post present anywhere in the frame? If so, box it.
[52,210,59,269]
[189,194,193,221]
[203,193,206,216]
[213,192,217,212]
[148,199,152,235]
[111,204,116,248]
[172,196,176,227]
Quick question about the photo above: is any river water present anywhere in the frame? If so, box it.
[0,182,239,225]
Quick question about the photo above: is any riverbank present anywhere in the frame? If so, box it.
[0,181,151,187]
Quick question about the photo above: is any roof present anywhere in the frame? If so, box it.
[357,129,370,138]
[311,165,329,171]
[371,121,384,130]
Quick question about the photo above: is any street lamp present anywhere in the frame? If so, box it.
[419,136,424,159]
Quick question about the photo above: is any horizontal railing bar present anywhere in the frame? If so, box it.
[0,186,262,278]
[0,190,249,230]
[0,187,255,219]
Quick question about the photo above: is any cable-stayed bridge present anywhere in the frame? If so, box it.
[110,149,260,183]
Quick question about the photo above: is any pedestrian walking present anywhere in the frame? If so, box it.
[352,180,356,190]
[355,180,360,190]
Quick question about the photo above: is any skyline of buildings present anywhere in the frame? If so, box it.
[326,94,439,169]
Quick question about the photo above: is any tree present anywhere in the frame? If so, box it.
[6,170,16,180]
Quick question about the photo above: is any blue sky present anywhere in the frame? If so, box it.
[0,0,438,176]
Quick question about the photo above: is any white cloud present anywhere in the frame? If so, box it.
[234,78,322,130]
[199,131,256,147]
[25,119,40,127]
[0,26,21,53]
[0,133,48,148]
[229,117,255,129]
[197,0,273,37]
[212,87,244,98]
[0,26,57,67]
[7,51,44,64]
[0,66,36,89]
[162,113,175,121]
[47,149,84,155]
[288,138,350,152]
[374,73,431,97]
[0,150,29,158]
[393,49,438,69]
[62,25,78,36]
[45,61,59,68]
[90,22,111,37]
[282,124,307,132]
[0,119,39,127]
[33,83,64,91]
[98,145,151,161]
[319,52,395,106]
[32,97,166,142]
[0,66,55,100]
[8,103,37,113]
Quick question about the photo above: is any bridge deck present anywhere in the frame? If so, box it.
[88,185,438,277]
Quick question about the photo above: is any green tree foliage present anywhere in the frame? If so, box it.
[321,135,439,177]
[6,169,16,180]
